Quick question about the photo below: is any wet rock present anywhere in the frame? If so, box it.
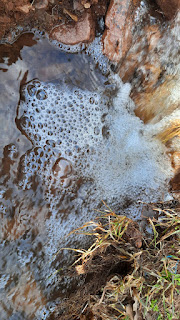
[156,0,180,20]
[102,0,139,62]
[134,76,180,123]
[50,11,95,45]
[119,24,162,89]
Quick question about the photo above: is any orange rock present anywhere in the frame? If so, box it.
[50,11,95,45]
[134,76,180,123]
[156,0,180,20]
[102,0,139,62]
[119,24,161,88]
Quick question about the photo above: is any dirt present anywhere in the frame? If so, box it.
[51,243,136,319]
[0,0,109,42]
[49,203,180,320]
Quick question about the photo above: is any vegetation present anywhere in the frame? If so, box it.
[59,202,180,320]
[157,120,180,143]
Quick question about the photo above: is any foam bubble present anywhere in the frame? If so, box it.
[16,74,172,223]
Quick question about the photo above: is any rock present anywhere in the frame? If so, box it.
[50,11,95,45]
[102,0,139,62]
[119,24,162,88]
[156,0,180,20]
[134,76,180,123]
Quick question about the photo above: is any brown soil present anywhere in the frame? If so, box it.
[49,208,180,320]
[51,242,136,319]
[0,0,109,42]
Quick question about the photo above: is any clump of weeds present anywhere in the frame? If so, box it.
[55,202,180,320]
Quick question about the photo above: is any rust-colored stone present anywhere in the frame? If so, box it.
[156,0,180,20]
[50,11,95,45]
[119,24,161,89]
[134,76,180,124]
[102,0,140,62]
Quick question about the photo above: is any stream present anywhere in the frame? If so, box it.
[0,29,176,319]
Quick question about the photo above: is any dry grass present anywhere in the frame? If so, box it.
[157,120,180,143]
[56,203,180,320]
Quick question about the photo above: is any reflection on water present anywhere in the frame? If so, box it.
[0,33,111,319]
[0,33,173,319]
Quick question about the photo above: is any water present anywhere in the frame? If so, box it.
[0,31,175,319]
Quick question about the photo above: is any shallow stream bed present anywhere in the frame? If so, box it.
[0,32,175,319]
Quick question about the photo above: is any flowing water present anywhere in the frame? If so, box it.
[0,21,178,319]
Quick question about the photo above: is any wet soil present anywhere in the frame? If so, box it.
[50,209,180,320]
[0,0,109,41]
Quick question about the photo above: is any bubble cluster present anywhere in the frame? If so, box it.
[16,76,172,218]
[85,36,110,75]
[18,79,106,155]
[17,79,110,211]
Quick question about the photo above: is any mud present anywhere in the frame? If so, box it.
[0,0,109,41]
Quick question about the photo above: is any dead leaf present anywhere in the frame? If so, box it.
[63,8,78,22]
[126,304,134,320]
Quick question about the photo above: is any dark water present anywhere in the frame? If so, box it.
[0,33,111,320]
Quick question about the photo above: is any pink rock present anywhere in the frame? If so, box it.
[156,0,180,20]
[102,0,139,62]
[50,11,95,45]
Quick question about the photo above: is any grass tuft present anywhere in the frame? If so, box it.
[157,120,180,143]
[56,203,180,320]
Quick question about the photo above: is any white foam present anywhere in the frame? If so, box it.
[17,74,173,222]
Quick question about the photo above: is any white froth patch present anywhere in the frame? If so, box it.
[15,73,174,292]
[89,81,172,201]
[17,75,172,218]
